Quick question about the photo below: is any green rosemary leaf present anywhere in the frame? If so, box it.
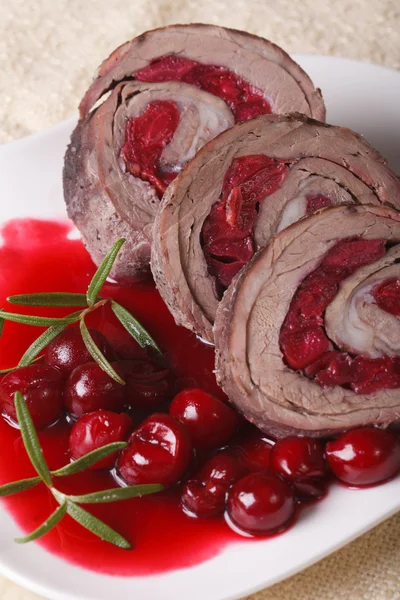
[0,476,41,497]
[80,317,125,384]
[0,366,18,374]
[86,239,125,307]
[111,301,161,354]
[67,484,163,504]
[0,311,81,327]
[0,309,5,338]
[66,501,131,549]
[18,322,70,367]
[52,442,127,477]
[7,293,89,307]
[14,502,67,544]
[14,392,52,487]
[0,356,43,374]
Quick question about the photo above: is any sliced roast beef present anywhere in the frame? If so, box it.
[64,81,234,277]
[79,24,325,120]
[64,24,325,279]
[152,114,400,342]
[214,205,400,438]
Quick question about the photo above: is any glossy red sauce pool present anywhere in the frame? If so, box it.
[0,219,240,575]
[1,219,398,576]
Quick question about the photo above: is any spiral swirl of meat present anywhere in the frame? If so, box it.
[64,24,326,280]
[64,81,233,278]
[214,205,400,438]
[325,248,400,358]
[152,114,400,342]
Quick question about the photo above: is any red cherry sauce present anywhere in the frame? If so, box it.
[0,219,238,576]
[122,55,272,196]
[280,237,400,392]
[202,155,288,292]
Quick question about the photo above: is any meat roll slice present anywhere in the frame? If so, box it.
[64,24,325,279]
[214,205,400,438]
[152,114,400,342]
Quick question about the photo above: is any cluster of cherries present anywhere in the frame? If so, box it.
[0,326,400,537]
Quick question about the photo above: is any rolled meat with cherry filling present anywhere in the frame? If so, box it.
[152,114,400,342]
[214,205,400,438]
[64,24,325,279]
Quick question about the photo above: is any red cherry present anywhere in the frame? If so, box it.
[182,453,243,518]
[233,430,274,472]
[117,360,171,409]
[45,326,115,375]
[170,388,239,450]
[271,436,326,498]
[117,413,192,487]
[69,410,132,469]
[226,471,296,536]
[64,362,126,418]
[325,428,400,486]
[0,364,64,429]
[294,478,327,499]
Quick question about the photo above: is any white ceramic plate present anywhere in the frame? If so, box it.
[0,55,399,600]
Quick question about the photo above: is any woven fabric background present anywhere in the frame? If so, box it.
[0,0,399,598]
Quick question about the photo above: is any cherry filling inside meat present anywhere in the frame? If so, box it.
[122,100,180,195]
[280,238,400,393]
[306,193,332,214]
[202,155,288,292]
[121,56,272,197]
[135,55,272,122]
[372,277,400,316]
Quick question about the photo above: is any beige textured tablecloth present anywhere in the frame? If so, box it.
[1,1,400,598]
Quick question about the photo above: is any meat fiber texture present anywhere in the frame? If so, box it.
[152,113,400,342]
[64,24,325,280]
[214,205,400,438]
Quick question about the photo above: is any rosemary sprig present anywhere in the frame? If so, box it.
[0,443,129,498]
[0,309,5,338]
[15,392,52,486]
[0,476,42,496]
[65,501,131,549]
[1,237,161,378]
[86,238,125,307]
[80,316,125,385]
[0,365,26,375]
[0,356,43,375]
[67,485,161,504]
[0,238,165,548]
[0,312,79,327]
[111,301,161,354]
[7,293,89,307]
[15,503,67,544]
[0,393,162,547]
[18,322,71,367]
[52,442,127,476]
